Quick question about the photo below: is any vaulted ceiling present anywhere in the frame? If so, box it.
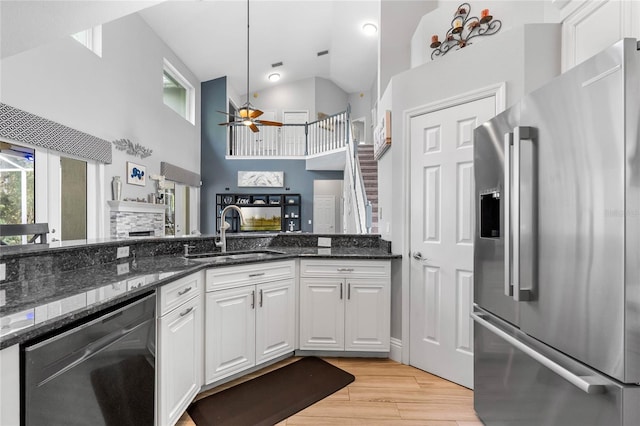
[1,1,429,97]
[139,1,379,96]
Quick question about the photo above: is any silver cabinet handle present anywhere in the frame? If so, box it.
[259,289,263,307]
[251,290,255,309]
[177,286,192,296]
[179,307,194,317]
[249,272,265,278]
[471,312,606,394]
[337,268,354,272]
[339,283,343,300]
[347,283,351,300]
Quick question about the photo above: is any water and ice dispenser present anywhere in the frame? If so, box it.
[480,191,500,239]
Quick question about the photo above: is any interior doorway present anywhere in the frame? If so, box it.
[409,95,497,389]
[313,180,343,234]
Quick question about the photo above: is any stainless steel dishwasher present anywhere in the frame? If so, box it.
[23,292,156,426]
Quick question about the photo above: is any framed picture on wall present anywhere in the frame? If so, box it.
[127,161,146,186]
[238,171,284,187]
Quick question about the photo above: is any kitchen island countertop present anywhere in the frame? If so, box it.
[0,239,399,349]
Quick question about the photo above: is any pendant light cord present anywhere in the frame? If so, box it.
[246,0,250,107]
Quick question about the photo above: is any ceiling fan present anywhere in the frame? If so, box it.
[218,0,283,133]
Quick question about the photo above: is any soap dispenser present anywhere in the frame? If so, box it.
[289,221,295,232]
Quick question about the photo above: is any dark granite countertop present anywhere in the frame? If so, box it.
[1,244,400,349]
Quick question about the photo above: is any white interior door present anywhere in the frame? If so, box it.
[313,195,336,233]
[283,110,308,156]
[409,96,495,389]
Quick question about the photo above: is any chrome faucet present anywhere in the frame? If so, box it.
[216,205,245,252]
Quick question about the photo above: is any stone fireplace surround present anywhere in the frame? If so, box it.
[108,201,165,238]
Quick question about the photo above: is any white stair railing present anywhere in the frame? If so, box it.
[307,110,348,155]
[343,122,369,234]
[228,109,349,158]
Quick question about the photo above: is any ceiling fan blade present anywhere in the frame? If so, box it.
[249,123,259,133]
[255,120,283,127]
[249,109,263,119]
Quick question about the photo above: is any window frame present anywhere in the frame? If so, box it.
[71,25,102,57]
[163,58,195,125]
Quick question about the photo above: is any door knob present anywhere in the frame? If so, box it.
[412,251,427,261]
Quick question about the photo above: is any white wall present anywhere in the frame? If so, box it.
[411,0,547,68]
[379,0,437,96]
[241,76,354,124]
[348,90,373,143]
[315,77,349,118]
[0,13,200,208]
[241,77,315,122]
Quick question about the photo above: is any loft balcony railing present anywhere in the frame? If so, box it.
[227,109,350,158]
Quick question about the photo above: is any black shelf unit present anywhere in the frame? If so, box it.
[216,193,301,233]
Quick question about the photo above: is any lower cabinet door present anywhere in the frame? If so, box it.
[158,296,202,426]
[345,278,390,351]
[205,286,256,384]
[299,277,345,350]
[255,278,295,364]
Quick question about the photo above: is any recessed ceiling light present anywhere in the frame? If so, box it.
[362,23,377,35]
[268,72,281,82]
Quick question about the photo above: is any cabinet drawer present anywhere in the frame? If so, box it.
[159,272,201,316]
[300,259,390,278]
[206,260,296,291]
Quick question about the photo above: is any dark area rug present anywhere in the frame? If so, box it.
[187,357,355,426]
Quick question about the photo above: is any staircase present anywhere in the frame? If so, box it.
[356,144,378,233]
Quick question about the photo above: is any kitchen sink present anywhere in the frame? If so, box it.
[184,250,285,263]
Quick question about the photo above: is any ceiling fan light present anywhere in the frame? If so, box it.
[243,119,253,126]
[362,23,377,35]
[268,72,281,82]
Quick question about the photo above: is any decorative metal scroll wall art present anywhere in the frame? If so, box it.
[429,3,501,60]
[112,138,153,159]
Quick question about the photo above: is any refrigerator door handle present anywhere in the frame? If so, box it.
[471,311,607,394]
[504,132,514,297]
[513,126,533,302]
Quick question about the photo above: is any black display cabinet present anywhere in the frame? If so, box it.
[216,193,301,233]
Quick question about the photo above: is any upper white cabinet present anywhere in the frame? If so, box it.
[157,271,203,426]
[561,0,640,71]
[299,259,391,352]
[205,261,296,384]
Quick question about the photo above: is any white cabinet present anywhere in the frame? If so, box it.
[205,261,296,384]
[157,272,203,426]
[205,285,256,382]
[0,344,19,426]
[299,259,390,352]
[255,279,296,364]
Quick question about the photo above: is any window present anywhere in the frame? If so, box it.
[0,142,35,245]
[163,59,195,124]
[71,26,102,57]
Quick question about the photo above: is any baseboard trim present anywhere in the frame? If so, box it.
[389,338,402,362]
[295,350,389,358]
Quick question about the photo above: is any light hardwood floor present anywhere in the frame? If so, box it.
[177,357,483,425]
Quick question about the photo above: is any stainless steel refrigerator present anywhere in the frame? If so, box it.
[473,38,640,425]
